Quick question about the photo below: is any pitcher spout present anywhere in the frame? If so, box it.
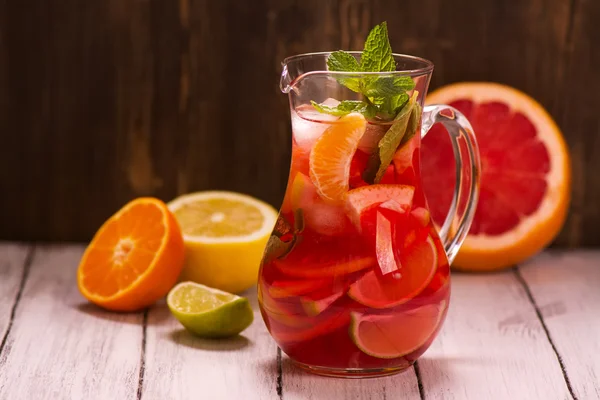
[279,62,293,94]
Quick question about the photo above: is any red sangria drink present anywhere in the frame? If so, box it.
[258,23,480,378]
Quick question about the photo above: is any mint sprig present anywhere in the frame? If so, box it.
[359,22,396,73]
[312,22,415,120]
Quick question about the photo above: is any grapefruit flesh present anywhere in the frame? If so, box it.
[348,236,438,308]
[422,83,570,271]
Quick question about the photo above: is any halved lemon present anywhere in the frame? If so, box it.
[168,191,278,293]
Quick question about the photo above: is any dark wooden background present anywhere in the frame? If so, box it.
[1,0,599,246]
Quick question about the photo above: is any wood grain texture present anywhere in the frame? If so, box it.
[281,357,421,400]
[0,243,31,350]
[142,290,279,400]
[519,251,600,400]
[418,270,573,400]
[0,0,599,244]
[0,245,144,400]
[1,245,599,399]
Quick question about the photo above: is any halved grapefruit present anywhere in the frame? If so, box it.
[350,301,446,359]
[423,82,571,271]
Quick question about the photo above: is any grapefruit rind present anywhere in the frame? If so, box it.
[375,211,401,275]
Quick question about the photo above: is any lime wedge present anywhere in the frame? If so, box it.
[167,282,254,338]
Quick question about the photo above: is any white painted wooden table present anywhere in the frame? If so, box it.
[0,243,598,400]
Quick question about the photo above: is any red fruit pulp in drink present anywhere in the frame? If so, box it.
[258,111,450,372]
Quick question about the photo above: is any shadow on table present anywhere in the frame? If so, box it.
[73,301,173,326]
[166,329,252,351]
[257,357,279,377]
[73,302,145,325]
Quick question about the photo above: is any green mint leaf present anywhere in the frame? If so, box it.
[364,76,415,98]
[364,91,418,183]
[327,51,360,72]
[263,214,296,263]
[400,101,422,146]
[310,100,368,117]
[327,51,362,92]
[364,103,378,119]
[263,235,294,263]
[359,22,396,72]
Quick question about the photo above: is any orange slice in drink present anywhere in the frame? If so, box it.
[422,82,571,271]
[77,198,185,311]
[309,113,367,203]
[350,301,446,359]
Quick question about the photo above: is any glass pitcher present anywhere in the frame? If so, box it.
[258,52,480,378]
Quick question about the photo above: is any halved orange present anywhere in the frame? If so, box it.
[77,197,185,311]
[309,112,367,203]
[422,82,571,271]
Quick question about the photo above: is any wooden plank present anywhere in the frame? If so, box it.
[281,358,421,400]
[142,289,279,400]
[0,245,143,400]
[0,243,31,350]
[418,269,573,400]
[518,251,600,400]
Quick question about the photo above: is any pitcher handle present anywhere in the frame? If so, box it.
[421,105,481,264]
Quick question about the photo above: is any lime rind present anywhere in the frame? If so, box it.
[349,301,446,359]
[168,282,254,338]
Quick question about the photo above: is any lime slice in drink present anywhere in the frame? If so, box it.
[167,282,254,338]
[350,302,446,359]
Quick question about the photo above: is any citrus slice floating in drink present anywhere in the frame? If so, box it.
[345,184,415,230]
[300,290,345,317]
[268,278,332,299]
[309,112,367,202]
[167,282,254,338]
[422,82,571,271]
[274,256,375,279]
[348,236,438,308]
[350,302,446,359]
[77,197,185,312]
[168,191,278,293]
[275,310,352,344]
